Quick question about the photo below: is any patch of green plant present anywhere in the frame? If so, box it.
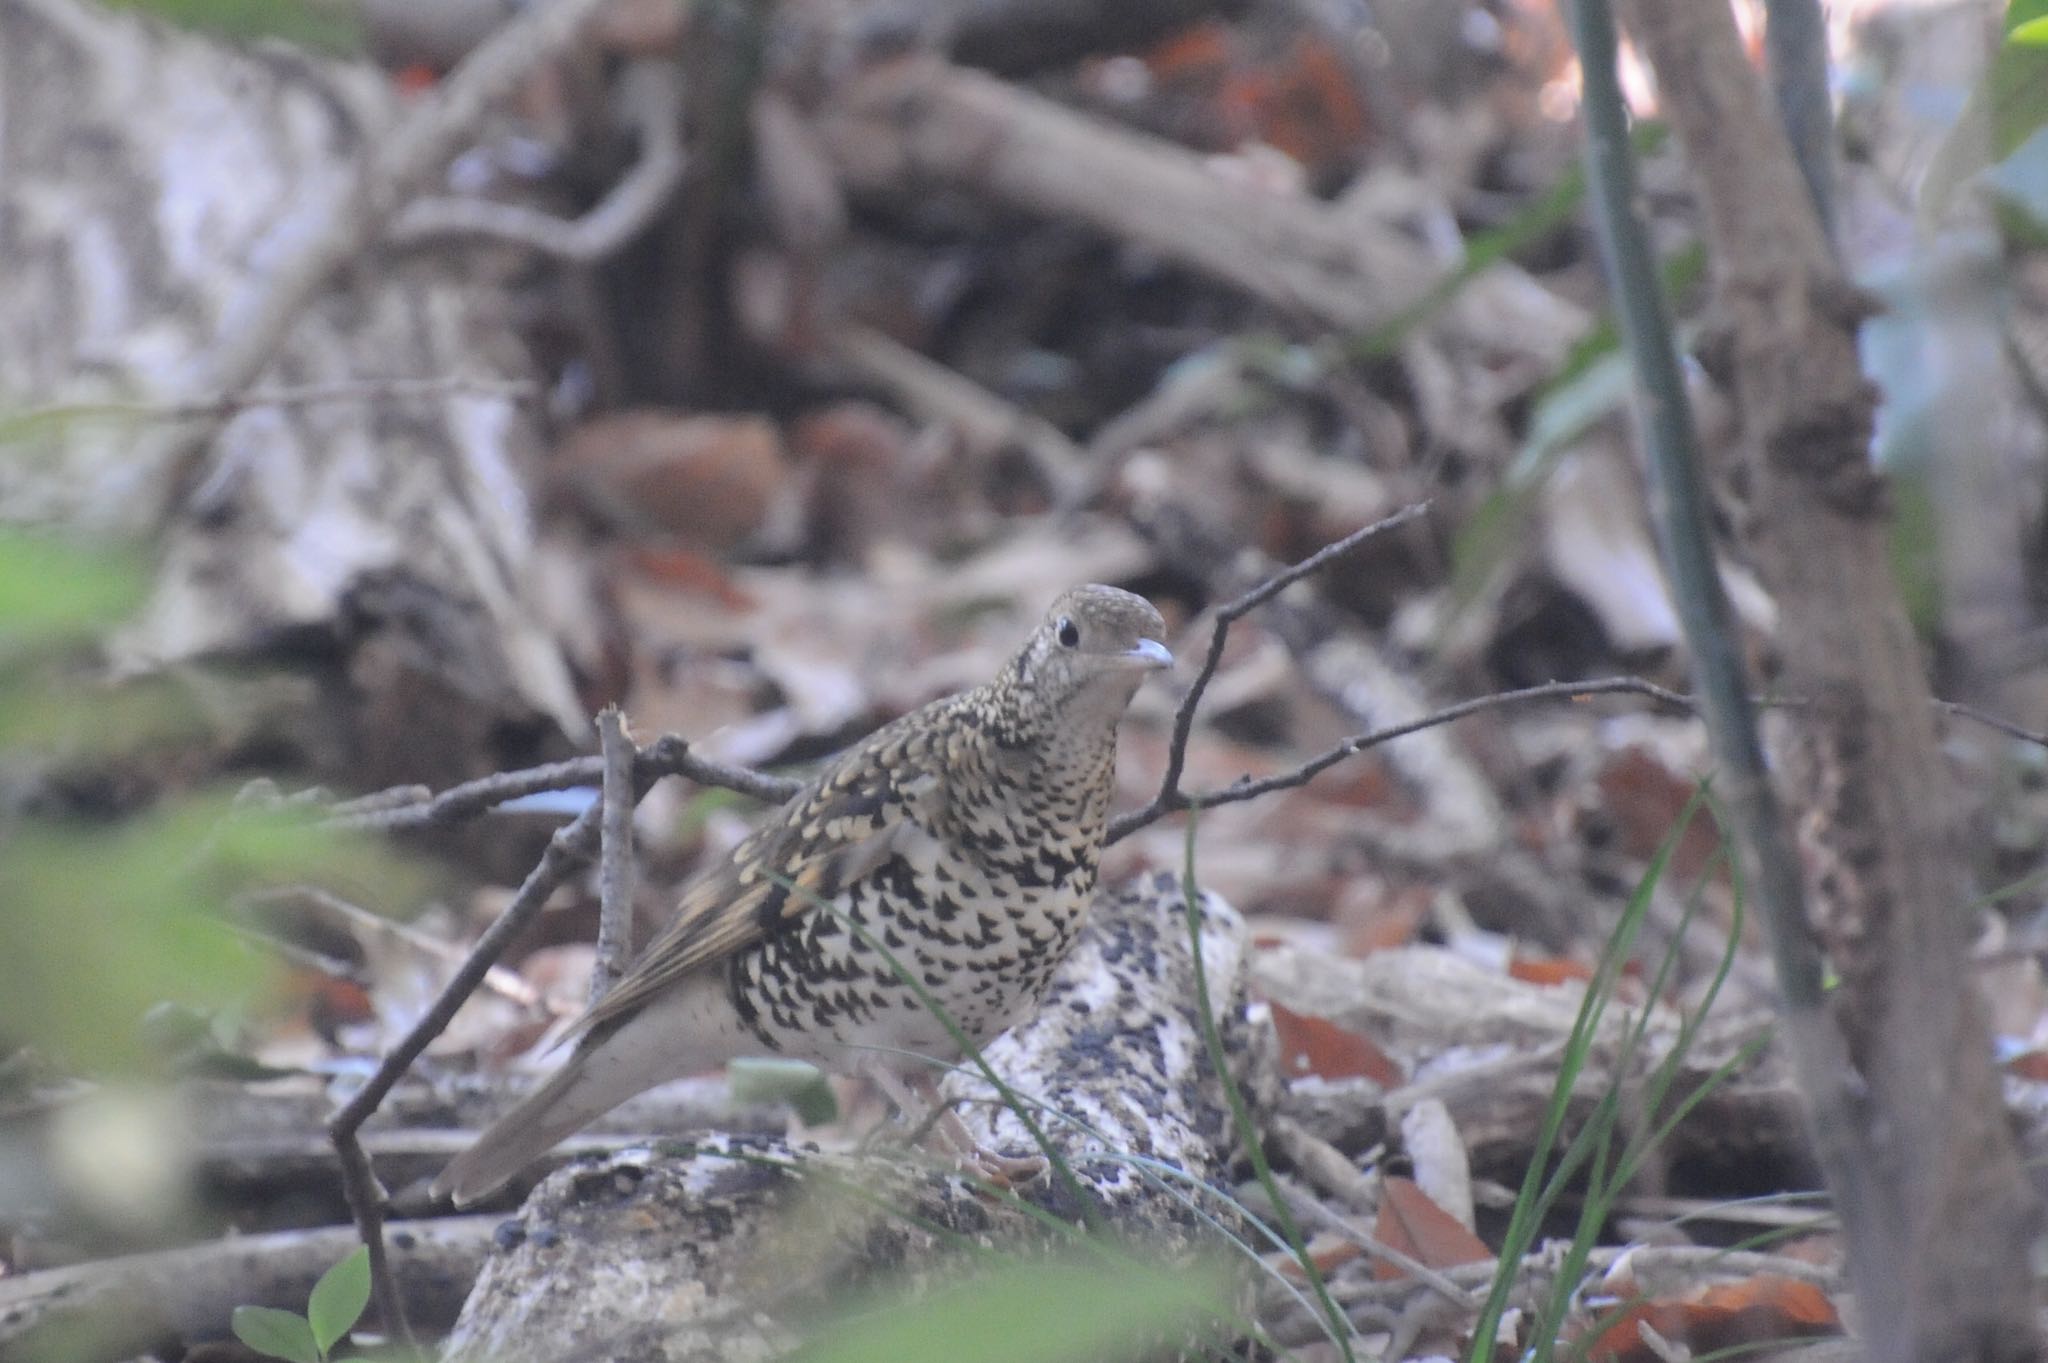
[1351,121,1670,363]
[233,1246,372,1363]
[0,533,430,1073]
[729,1056,840,1126]
[0,533,147,649]
[1179,811,1356,1362]
[1467,786,1757,1362]
[7,798,428,1074]
[102,0,363,54]
[1921,0,2048,233]
[1446,242,1707,623]
[787,1253,1232,1363]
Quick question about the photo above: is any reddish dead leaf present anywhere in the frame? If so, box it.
[623,546,755,609]
[271,966,374,1043]
[2007,1049,2048,1082]
[1371,1176,1492,1281]
[1267,1001,1403,1085]
[1508,952,1594,987]
[790,402,934,564]
[1141,20,1235,82]
[1307,753,1401,810]
[1334,882,1429,957]
[557,411,789,552]
[1593,745,1724,882]
[1275,1232,1366,1281]
[1217,34,1371,175]
[1586,1274,1842,1362]
[484,1014,561,1066]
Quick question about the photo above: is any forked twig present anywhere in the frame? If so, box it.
[1117,502,1431,841]
[327,736,757,1342]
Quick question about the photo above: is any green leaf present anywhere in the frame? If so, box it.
[726,1057,839,1126]
[231,1306,322,1363]
[2009,0,2048,37]
[1446,242,1704,626]
[0,534,146,646]
[1,801,429,1074]
[1351,120,1670,360]
[307,1246,372,1355]
[786,1256,1230,1363]
[1922,2,2048,226]
[102,0,363,52]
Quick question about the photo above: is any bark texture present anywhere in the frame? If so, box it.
[441,872,1265,1363]
[1623,4,2042,1359]
[0,0,587,789]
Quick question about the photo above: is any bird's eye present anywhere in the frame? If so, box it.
[1056,616,1080,648]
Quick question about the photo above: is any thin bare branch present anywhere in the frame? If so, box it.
[1121,502,1429,839]
[330,802,599,1345]
[393,59,686,262]
[592,707,639,1004]
[322,735,799,835]
[1936,699,2048,750]
[6,377,538,432]
[326,735,772,1339]
[1112,676,1692,843]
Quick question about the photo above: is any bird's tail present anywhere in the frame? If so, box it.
[432,1048,638,1207]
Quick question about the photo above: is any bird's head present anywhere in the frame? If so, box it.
[1004,584,1172,730]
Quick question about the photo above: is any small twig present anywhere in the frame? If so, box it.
[1110,675,1692,843]
[4,378,539,433]
[592,707,639,1003]
[393,59,686,262]
[1935,699,2048,750]
[322,736,798,834]
[330,805,597,1346]
[1268,1115,1380,1216]
[1119,503,1431,841]
[1270,1175,1478,1308]
[326,736,761,1342]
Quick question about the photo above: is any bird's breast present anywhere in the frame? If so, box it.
[728,760,1112,1068]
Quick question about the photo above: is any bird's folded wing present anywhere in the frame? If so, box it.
[568,715,959,1043]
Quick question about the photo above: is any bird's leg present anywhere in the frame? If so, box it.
[866,1065,1048,1186]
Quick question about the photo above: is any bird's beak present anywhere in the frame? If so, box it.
[1119,638,1174,671]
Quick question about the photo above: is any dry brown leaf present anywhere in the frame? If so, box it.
[1267,1000,1403,1086]
[1585,1273,1843,1362]
[1370,1175,1492,1280]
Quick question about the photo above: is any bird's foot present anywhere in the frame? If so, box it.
[962,1142,1049,1188]
[864,1066,1048,1187]
[937,1108,1046,1188]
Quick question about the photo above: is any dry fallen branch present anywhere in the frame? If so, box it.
[145,0,621,524]
[817,57,1587,360]
[0,1216,497,1358]
[392,58,686,262]
[4,376,539,430]
[826,322,1090,502]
